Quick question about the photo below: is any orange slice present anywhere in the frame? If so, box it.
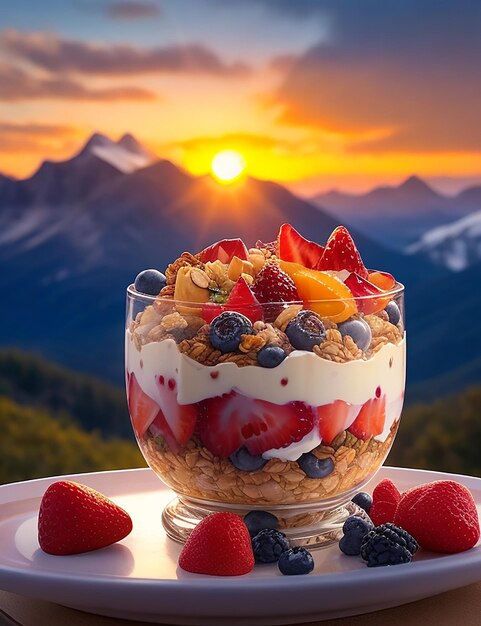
[280,261,357,323]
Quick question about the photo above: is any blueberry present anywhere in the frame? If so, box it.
[337,318,372,351]
[134,269,166,296]
[209,311,253,353]
[229,447,267,472]
[286,310,326,351]
[257,345,287,368]
[339,515,374,556]
[244,510,279,538]
[298,453,334,478]
[278,547,314,575]
[385,302,401,326]
[360,523,417,567]
[252,529,289,563]
[351,492,373,514]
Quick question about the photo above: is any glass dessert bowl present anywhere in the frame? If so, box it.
[125,225,406,548]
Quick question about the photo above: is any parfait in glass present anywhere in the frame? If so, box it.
[125,224,405,547]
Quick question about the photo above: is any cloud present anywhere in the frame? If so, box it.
[0,121,80,153]
[265,1,481,152]
[0,64,157,102]
[106,1,161,20]
[1,30,250,77]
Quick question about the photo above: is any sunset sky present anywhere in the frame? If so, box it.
[2,0,481,194]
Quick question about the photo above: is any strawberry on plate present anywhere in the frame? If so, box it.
[203,277,262,324]
[277,223,324,269]
[316,226,369,279]
[179,512,254,576]
[38,480,133,555]
[197,391,315,457]
[348,395,386,441]
[316,400,353,445]
[199,239,249,264]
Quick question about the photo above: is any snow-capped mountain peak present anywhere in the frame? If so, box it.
[406,209,481,271]
[80,132,155,174]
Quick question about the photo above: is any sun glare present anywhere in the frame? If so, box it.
[211,150,246,183]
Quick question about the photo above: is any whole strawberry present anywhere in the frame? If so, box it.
[38,481,133,555]
[179,512,254,576]
[252,263,300,321]
[394,480,480,554]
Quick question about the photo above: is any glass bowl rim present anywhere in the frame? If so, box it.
[126,279,404,306]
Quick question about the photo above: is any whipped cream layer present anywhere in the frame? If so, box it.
[126,332,405,454]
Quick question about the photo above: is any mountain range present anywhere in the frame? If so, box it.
[0,133,477,400]
[312,176,481,252]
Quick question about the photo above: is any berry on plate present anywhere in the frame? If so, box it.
[243,510,279,538]
[252,528,289,563]
[339,515,374,556]
[360,523,418,567]
[278,547,314,575]
[209,311,253,353]
[351,492,373,514]
[316,226,369,279]
[393,480,480,553]
[38,481,132,555]
[134,269,166,296]
[197,391,315,457]
[178,512,254,576]
[369,500,397,526]
[277,223,324,269]
[348,395,386,441]
[372,479,401,506]
[199,238,249,264]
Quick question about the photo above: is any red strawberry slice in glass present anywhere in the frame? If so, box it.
[202,277,263,323]
[127,373,162,439]
[197,391,315,457]
[277,223,324,269]
[156,375,197,445]
[316,226,369,278]
[348,395,386,441]
[344,272,390,314]
[316,400,353,445]
[199,238,249,263]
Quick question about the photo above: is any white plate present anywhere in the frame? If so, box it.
[1,467,481,625]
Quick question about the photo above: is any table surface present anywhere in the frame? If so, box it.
[2,583,481,626]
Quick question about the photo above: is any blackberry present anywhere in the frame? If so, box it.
[252,528,289,563]
[360,523,418,567]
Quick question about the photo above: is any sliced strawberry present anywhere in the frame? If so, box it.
[252,262,300,321]
[277,223,324,269]
[202,277,262,324]
[316,226,369,278]
[348,395,386,441]
[368,271,396,291]
[344,272,389,314]
[197,391,315,457]
[127,373,162,439]
[199,238,249,264]
[156,376,197,445]
[316,400,352,445]
[148,409,179,452]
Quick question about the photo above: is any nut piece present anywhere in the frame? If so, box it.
[241,272,254,285]
[228,256,244,281]
[248,249,266,274]
[239,333,266,353]
[174,267,210,316]
[161,312,188,331]
[274,305,303,332]
[190,267,210,289]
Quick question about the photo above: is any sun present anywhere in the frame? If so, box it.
[211,150,246,184]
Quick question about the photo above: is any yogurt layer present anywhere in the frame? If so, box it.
[126,332,405,456]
